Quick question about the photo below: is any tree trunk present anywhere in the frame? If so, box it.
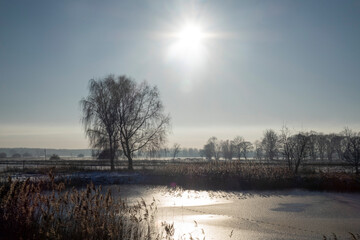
[294,157,301,174]
[287,156,291,170]
[110,155,115,171]
[127,155,133,170]
[109,137,115,171]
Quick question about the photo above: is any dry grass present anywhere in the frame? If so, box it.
[323,233,360,240]
[153,161,294,179]
[0,169,359,239]
[0,171,174,240]
[144,161,360,192]
[143,161,296,191]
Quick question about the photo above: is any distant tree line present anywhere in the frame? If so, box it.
[135,146,201,159]
[202,136,254,161]
[201,126,360,174]
[93,145,202,160]
[0,152,32,158]
[0,148,92,158]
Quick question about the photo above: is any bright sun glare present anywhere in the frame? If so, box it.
[168,23,207,66]
[176,24,204,50]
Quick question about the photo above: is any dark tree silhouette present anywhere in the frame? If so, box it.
[172,143,181,160]
[203,141,214,160]
[233,136,244,160]
[279,125,294,170]
[291,133,310,174]
[81,75,170,170]
[81,76,119,170]
[262,129,279,162]
[280,126,310,173]
[203,137,221,161]
[341,128,360,174]
[254,140,263,161]
[315,134,327,161]
[240,141,253,160]
[221,139,234,160]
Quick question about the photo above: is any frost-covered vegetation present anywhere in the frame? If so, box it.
[0,172,174,240]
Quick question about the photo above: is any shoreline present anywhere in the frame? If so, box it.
[2,169,359,193]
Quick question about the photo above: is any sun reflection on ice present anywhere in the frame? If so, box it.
[160,187,231,207]
[158,214,231,240]
[155,188,233,239]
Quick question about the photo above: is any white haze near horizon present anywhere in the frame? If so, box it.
[0,0,360,149]
[0,123,359,149]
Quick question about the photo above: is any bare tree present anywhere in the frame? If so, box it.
[203,137,221,161]
[279,125,294,169]
[114,76,170,170]
[254,140,263,161]
[172,143,181,160]
[291,133,310,174]
[221,140,234,161]
[325,134,337,162]
[80,76,119,170]
[262,129,279,162]
[211,137,222,161]
[203,142,214,160]
[308,131,318,162]
[332,135,344,161]
[315,133,327,162]
[81,75,170,170]
[279,127,310,173]
[240,141,253,160]
[341,128,360,174]
[233,136,244,160]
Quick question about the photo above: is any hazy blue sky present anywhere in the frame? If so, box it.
[1,0,360,149]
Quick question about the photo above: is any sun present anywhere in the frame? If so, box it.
[168,23,207,66]
[176,24,204,50]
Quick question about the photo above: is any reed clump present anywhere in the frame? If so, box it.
[146,161,360,191]
[323,233,360,240]
[0,171,174,240]
[154,161,294,179]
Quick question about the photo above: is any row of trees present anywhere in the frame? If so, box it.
[80,75,359,173]
[201,127,360,174]
[202,136,254,161]
[92,144,202,160]
[0,152,32,158]
[135,145,202,159]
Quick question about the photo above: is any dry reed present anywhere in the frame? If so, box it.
[0,171,174,240]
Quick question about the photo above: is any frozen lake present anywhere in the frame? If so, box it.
[101,185,360,240]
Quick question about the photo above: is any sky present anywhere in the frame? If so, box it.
[0,0,360,149]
